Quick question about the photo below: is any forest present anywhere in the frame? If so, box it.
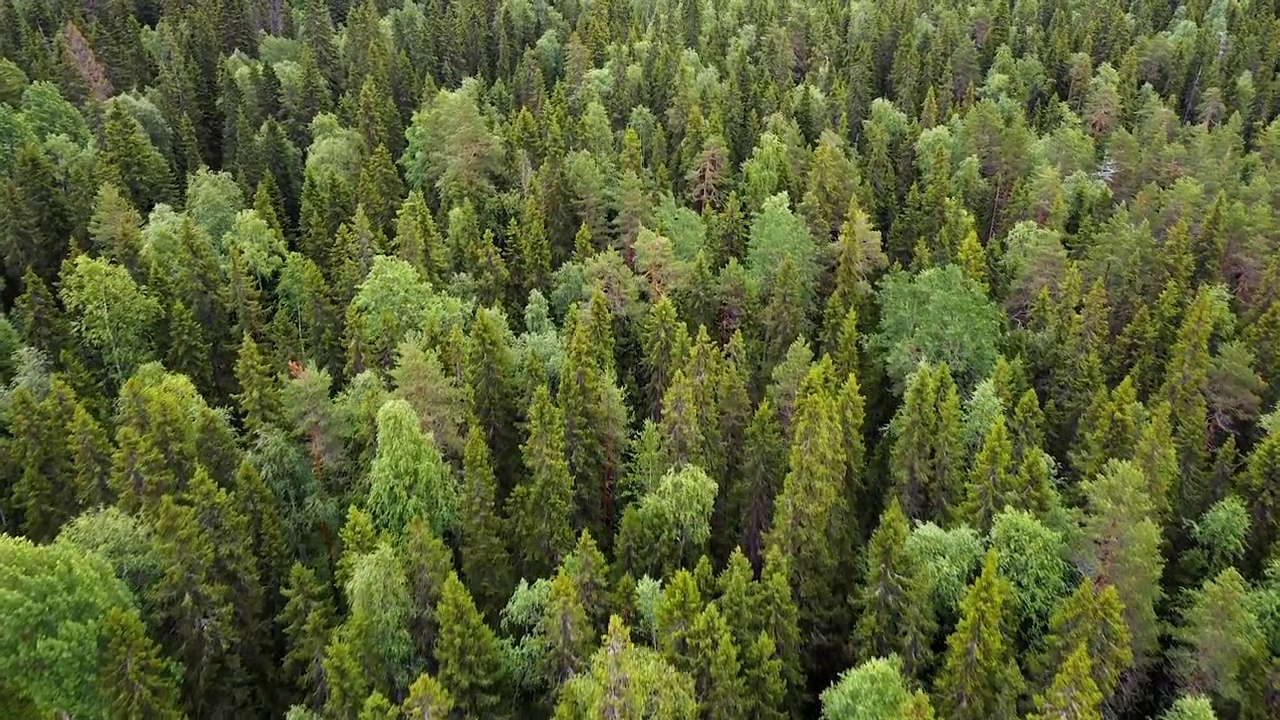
[2,0,1280,716]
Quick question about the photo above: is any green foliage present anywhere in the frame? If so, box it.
[556,615,698,719]
[871,266,1004,391]
[0,535,140,716]
[821,655,930,720]
[3,2,1280,717]
[60,255,162,384]
[366,397,456,537]
[934,551,1025,720]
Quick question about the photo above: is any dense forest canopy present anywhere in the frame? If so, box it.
[3,0,1280,717]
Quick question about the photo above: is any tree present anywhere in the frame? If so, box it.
[871,266,1004,391]
[1043,578,1132,700]
[344,543,413,693]
[393,190,448,286]
[745,193,821,307]
[458,425,514,619]
[0,535,146,717]
[615,465,718,579]
[820,655,932,720]
[1027,644,1103,720]
[555,615,699,719]
[434,572,506,717]
[279,563,336,706]
[559,306,630,543]
[1172,568,1266,708]
[366,398,456,538]
[890,363,966,522]
[961,416,1018,532]
[235,332,281,434]
[933,551,1025,720]
[510,384,576,579]
[98,606,184,719]
[467,306,521,490]
[99,101,172,210]
[402,672,455,718]
[1161,696,1219,720]
[60,255,161,385]
[854,499,935,675]
[765,358,852,670]
[1161,286,1214,518]
[1079,460,1165,668]
[402,79,502,205]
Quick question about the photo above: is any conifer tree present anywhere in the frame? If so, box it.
[641,295,689,419]
[279,563,335,706]
[854,499,935,675]
[467,306,521,491]
[1080,460,1164,668]
[98,606,184,720]
[1027,644,1103,720]
[891,363,966,522]
[765,358,852,671]
[458,425,514,620]
[1161,287,1213,518]
[559,306,629,543]
[1043,578,1132,699]
[934,551,1025,720]
[234,332,281,435]
[510,384,576,579]
[393,190,448,287]
[538,569,595,690]
[962,415,1017,532]
[434,572,506,717]
[402,672,455,718]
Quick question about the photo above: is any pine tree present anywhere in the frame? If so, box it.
[458,425,514,620]
[12,268,67,359]
[514,193,552,297]
[433,572,506,717]
[934,551,1025,720]
[658,369,704,468]
[509,384,576,578]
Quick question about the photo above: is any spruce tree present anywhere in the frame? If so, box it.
[764,358,852,674]
[934,551,1025,720]
[434,572,506,717]
[234,332,281,435]
[1027,644,1103,720]
[458,425,514,620]
[1043,578,1132,699]
[509,384,575,578]
[854,499,935,675]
